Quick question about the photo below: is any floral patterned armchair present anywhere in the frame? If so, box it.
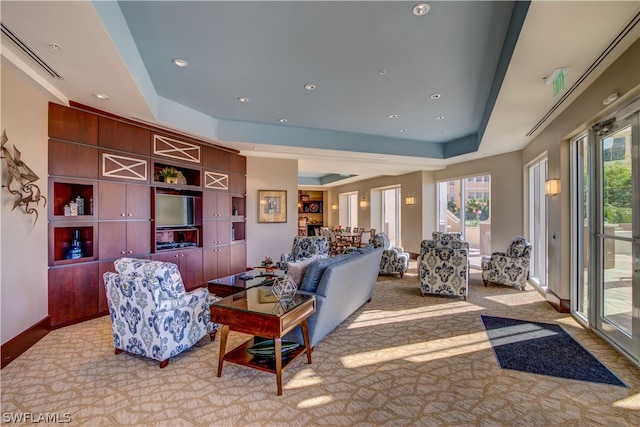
[481,236,532,291]
[103,257,216,368]
[280,236,329,267]
[418,233,469,299]
[371,233,409,278]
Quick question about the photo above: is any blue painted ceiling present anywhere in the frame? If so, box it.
[111,1,523,160]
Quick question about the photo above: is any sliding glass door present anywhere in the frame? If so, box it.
[594,113,639,359]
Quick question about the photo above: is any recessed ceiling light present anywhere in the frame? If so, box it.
[278,118,288,123]
[412,3,431,16]
[378,69,386,75]
[237,97,249,103]
[440,130,446,134]
[49,43,62,51]
[400,129,407,133]
[304,83,316,91]
[172,59,188,67]
[435,115,445,120]
[93,93,109,100]
[253,147,260,151]
[430,93,441,100]
[388,114,398,119]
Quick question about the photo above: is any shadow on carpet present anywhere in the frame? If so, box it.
[481,315,627,387]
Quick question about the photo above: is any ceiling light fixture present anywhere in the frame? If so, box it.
[93,93,109,100]
[49,43,62,50]
[278,118,287,123]
[304,83,316,91]
[412,3,431,16]
[237,97,249,103]
[430,93,441,100]
[602,92,619,106]
[400,129,406,133]
[435,115,445,120]
[172,59,188,67]
[378,69,386,75]
[388,114,398,119]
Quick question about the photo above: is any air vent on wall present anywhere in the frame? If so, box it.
[1,22,64,79]
[526,10,640,137]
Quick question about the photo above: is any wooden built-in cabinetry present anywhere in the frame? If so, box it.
[47,102,247,328]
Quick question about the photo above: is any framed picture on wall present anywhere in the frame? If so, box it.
[258,190,287,223]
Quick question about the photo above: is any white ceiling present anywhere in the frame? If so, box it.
[1,1,639,187]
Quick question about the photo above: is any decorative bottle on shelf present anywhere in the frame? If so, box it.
[231,226,236,241]
[233,206,238,216]
[66,229,84,260]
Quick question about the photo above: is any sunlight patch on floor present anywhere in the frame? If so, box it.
[340,331,491,368]
[483,289,544,306]
[347,302,484,329]
[612,392,640,410]
[297,395,334,409]
[287,368,323,389]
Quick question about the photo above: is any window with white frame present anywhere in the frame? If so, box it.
[338,192,358,229]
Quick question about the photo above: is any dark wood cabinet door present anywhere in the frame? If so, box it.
[48,103,98,145]
[180,249,203,291]
[98,260,114,314]
[98,181,127,219]
[203,192,231,219]
[216,246,231,279]
[126,184,151,219]
[202,145,230,170]
[230,243,246,275]
[48,263,99,328]
[49,139,98,179]
[99,117,150,155]
[229,173,246,194]
[127,221,151,256]
[203,219,230,247]
[230,153,246,174]
[98,222,127,259]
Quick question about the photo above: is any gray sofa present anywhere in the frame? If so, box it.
[285,245,384,347]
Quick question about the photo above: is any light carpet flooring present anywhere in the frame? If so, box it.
[2,267,639,426]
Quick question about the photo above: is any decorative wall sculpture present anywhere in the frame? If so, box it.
[1,130,46,225]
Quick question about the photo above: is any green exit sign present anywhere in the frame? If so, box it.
[552,69,565,97]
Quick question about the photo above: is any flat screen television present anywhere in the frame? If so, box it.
[155,194,195,227]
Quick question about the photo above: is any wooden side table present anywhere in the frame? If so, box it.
[210,287,316,395]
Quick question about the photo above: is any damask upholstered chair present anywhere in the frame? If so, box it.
[371,233,410,278]
[418,233,469,299]
[481,236,532,291]
[103,257,216,368]
[280,236,329,266]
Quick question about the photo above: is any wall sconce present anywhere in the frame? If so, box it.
[545,179,561,196]
[405,195,416,206]
[331,204,338,211]
[359,197,368,208]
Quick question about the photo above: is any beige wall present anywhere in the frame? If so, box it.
[522,38,640,301]
[1,67,49,344]
[246,157,299,267]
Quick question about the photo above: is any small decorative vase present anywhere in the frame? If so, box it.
[271,274,297,303]
[265,265,274,273]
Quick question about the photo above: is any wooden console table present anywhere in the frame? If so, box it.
[210,287,316,395]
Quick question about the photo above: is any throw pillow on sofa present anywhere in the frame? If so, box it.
[286,254,318,288]
[299,253,356,293]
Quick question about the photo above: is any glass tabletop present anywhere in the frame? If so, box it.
[208,269,285,289]
[212,286,313,316]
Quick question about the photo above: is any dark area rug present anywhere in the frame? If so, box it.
[481,315,627,387]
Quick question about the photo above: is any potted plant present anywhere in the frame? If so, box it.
[261,256,274,272]
[158,167,179,184]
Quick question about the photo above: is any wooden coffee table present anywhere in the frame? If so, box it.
[210,286,316,395]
